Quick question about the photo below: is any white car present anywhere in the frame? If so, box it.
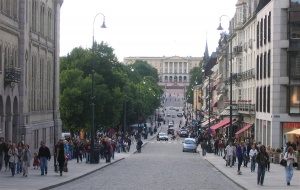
[182,138,197,152]
[157,133,168,141]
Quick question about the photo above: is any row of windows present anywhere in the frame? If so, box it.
[29,54,53,112]
[256,50,271,80]
[256,86,270,113]
[0,0,18,20]
[31,0,53,39]
[257,12,271,48]
[0,45,18,72]
[33,127,52,149]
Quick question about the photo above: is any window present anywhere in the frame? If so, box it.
[260,54,263,80]
[48,9,52,39]
[264,15,267,44]
[34,130,39,149]
[260,18,263,46]
[42,128,46,143]
[260,87,262,112]
[267,86,270,113]
[256,55,259,80]
[290,11,300,39]
[263,86,266,112]
[13,0,17,19]
[256,87,259,111]
[268,50,271,78]
[289,85,300,114]
[257,22,260,48]
[268,12,271,42]
[264,52,267,78]
[6,0,11,16]
[289,51,300,78]
[32,1,37,32]
[0,46,2,72]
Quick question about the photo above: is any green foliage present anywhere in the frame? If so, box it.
[59,42,162,135]
[185,61,203,104]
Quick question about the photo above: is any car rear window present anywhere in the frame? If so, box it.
[185,140,195,144]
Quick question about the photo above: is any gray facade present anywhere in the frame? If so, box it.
[0,0,63,154]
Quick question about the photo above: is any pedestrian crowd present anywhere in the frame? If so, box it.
[0,131,144,178]
[199,136,299,187]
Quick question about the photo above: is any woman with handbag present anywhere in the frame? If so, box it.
[256,145,269,186]
[284,146,296,186]
[8,143,18,176]
[56,142,66,176]
[21,144,31,177]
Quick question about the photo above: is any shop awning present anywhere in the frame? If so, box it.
[210,118,230,130]
[223,120,238,128]
[212,102,218,107]
[285,128,300,135]
[235,124,253,136]
[201,119,215,127]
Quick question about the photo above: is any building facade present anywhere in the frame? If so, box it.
[0,0,63,154]
[123,56,203,87]
[208,0,300,148]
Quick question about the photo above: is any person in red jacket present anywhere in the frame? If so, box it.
[85,140,91,163]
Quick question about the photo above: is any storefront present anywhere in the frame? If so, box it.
[283,122,300,147]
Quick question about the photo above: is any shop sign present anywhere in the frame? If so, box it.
[283,122,300,128]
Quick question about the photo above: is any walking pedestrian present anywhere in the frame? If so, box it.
[56,141,66,176]
[249,145,257,172]
[69,140,74,159]
[236,141,245,175]
[225,142,234,167]
[4,140,11,172]
[201,140,207,156]
[38,141,51,175]
[136,139,143,153]
[284,146,296,186]
[266,145,273,172]
[256,145,269,186]
[127,138,131,152]
[8,143,18,176]
[0,137,6,171]
[21,144,31,177]
[16,142,24,174]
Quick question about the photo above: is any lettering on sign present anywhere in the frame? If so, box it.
[283,122,300,128]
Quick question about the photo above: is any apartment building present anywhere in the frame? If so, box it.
[207,0,300,148]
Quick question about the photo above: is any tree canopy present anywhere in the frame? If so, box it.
[60,42,162,135]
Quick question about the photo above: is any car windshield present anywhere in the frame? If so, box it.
[184,140,195,144]
[159,133,167,137]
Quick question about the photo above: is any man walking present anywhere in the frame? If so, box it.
[225,142,234,167]
[236,141,245,175]
[38,141,51,175]
[201,140,207,156]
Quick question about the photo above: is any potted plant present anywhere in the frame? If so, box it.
[273,148,282,164]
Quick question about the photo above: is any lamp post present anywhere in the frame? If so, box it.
[217,15,233,142]
[90,13,106,164]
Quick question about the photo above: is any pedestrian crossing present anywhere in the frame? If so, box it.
[150,141,182,144]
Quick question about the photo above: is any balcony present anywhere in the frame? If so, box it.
[5,68,21,83]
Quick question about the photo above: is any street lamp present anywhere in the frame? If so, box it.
[90,13,106,164]
[217,15,233,142]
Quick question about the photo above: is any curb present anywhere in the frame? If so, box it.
[40,158,125,190]
[205,158,247,190]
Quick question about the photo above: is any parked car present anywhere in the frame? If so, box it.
[157,133,168,141]
[179,129,188,137]
[167,113,171,117]
[168,122,174,128]
[182,138,197,152]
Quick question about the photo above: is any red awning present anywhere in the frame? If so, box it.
[235,124,253,135]
[201,119,215,127]
[210,118,230,130]
[212,102,218,107]
[223,121,238,128]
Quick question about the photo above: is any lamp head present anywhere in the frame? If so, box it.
[217,23,223,30]
[101,20,107,28]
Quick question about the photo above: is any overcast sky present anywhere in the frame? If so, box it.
[60,0,237,62]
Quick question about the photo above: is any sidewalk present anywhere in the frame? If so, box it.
[199,147,300,190]
[0,127,161,190]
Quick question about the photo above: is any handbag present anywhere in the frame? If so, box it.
[279,159,287,167]
[63,166,68,172]
[293,162,298,167]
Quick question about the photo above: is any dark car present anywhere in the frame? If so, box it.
[177,113,183,117]
[168,127,175,135]
[179,129,188,137]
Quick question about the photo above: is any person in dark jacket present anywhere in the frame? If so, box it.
[201,140,208,156]
[38,141,51,175]
[236,141,245,175]
[0,137,6,171]
[136,139,143,153]
[56,142,66,176]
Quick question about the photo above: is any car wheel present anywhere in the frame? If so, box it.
[182,149,185,152]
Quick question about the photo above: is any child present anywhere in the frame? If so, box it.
[33,152,40,169]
